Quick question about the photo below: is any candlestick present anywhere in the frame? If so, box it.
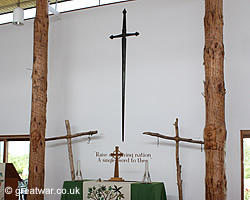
[76,160,83,180]
[142,160,152,184]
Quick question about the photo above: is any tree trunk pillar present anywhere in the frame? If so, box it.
[28,0,49,199]
[203,0,227,199]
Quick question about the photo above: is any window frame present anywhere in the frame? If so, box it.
[241,130,250,200]
[0,0,135,25]
[0,135,30,163]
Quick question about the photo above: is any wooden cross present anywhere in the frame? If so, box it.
[143,118,204,200]
[46,120,98,180]
[109,146,124,181]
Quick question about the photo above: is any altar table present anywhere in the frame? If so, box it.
[61,180,167,200]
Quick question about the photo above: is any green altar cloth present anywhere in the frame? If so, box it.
[61,180,167,200]
[131,182,167,200]
[61,181,83,200]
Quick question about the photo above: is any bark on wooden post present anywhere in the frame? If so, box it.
[174,119,183,200]
[45,121,98,181]
[203,0,227,199]
[28,0,49,199]
[143,118,204,200]
[65,120,75,181]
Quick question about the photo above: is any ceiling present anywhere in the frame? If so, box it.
[0,0,67,15]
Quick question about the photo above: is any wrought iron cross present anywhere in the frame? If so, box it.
[110,9,139,142]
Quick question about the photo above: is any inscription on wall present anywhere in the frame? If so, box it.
[95,152,152,164]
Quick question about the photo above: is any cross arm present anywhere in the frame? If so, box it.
[45,131,98,141]
[126,32,139,37]
[143,132,204,145]
[110,32,139,39]
[110,34,122,39]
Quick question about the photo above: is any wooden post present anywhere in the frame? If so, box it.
[203,0,227,199]
[174,119,183,200]
[45,120,98,180]
[143,118,204,200]
[65,120,75,180]
[28,0,49,199]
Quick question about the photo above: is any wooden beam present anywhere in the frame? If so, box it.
[0,135,30,141]
[143,132,204,145]
[203,0,227,199]
[45,131,97,141]
[143,118,204,200]
[0,132,99,142]
[45,120,98,180]
[241,130,250,137]
[28,0,49,199]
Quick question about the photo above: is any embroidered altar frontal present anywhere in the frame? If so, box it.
[83,181,132,200]
[61,180,167,200]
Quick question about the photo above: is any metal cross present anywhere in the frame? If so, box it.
[110,9,139,142]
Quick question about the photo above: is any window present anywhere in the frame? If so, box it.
[8,141,30,180]
[0,0,133,25]
[0,135,30,180]
[0,141,4,163]
[241,130,250,200]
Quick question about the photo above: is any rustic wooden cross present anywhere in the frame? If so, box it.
[46,120,98,180]
[109,146,124,181]
[143,118,204,200]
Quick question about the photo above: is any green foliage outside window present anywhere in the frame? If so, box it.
[245,142,250,179]
[8,154,29,180]
[245,188,250,200]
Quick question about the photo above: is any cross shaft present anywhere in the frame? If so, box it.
[46,120,98,180]
[143,118,204,200]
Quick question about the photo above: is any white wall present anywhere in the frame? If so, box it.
[224,0,250,198]
[0,0,247,199]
